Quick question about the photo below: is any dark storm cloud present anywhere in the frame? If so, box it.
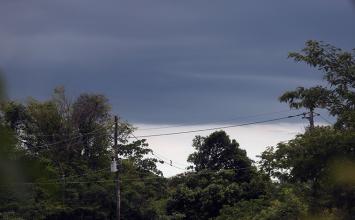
[0,0,354,123]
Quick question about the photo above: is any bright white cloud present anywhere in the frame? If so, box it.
[134,122,309,177]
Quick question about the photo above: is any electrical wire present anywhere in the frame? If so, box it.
[3,113,306,187]
[131,113,304,138]
[136,109,294,131]
[20,132,112,150]
[24,122,114,138]
[1,167,254,186]
[128,113,305,170]
[152,152,187,171]
[63,167,112,181]
[318,114,333,125]
[19,123,114,149]
[151,151,189,167]
[129,133,188,171]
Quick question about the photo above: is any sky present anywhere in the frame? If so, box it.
[135,122,310,176]
[0,0,354,176]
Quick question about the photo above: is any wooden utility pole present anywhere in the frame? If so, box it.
[308,109,315,130]
[303,110,318,130]
[62,173,65,207]
[114,116,121,220]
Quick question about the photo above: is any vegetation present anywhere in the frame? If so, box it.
[0,87,165,219]
[0,40,354,219]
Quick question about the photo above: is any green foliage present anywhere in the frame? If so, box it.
[0,40,354,219]
[279,86,329,111]
[217,187,307,220]
[259,127,355,218]
[119,159,168,219]
[120,139,162,176]
[188,131,254,177]
[287,40,355,129]
[0,87,164,219]
[167,169,272,220]
[257,40,355,220]
[259,127,355,183]
[167,131,272,220]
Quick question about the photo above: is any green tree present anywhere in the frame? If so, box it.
[260,40,355,219]
[187,131,254,180]
[167,131,271,220]
[279,86,329,129]
[0,87,165,219]
[259,127,355,218]
[217,187,308,220]
[287,40,355,129]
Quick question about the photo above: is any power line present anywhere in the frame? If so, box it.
[17,130,187,183]
[19,122,115,149]
[0,175,159,186]
[20,131,111,150]
[0,168,160,186]
[63,167,111,181]
[5,113,306,187]
[128,113,305,170]
[5,148,113,183]
[136,109,294,131]
[116,111,303,170]
[130,133,188,171]
[24,122,114,138]
[10,179,117,186]
[151,151,189,167]
[131,113,304,138]
[152,152,187,171]
[0,168,254,186]
[318,114,333,125]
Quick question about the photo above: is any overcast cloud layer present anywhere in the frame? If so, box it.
[1,0,354,124]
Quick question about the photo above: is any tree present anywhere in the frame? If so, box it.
[287,40,355,129]
[259,127,355,218]
[279,86,329,129]
[0,87,165,219]
[217,187,308,220]
[260,40,355,219]
[167,131,272,220]
[187,131,254,179]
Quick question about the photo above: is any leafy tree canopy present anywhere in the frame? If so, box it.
[284,40,355,129]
